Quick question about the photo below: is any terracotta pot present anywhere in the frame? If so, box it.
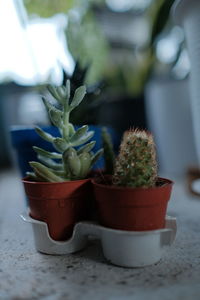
[22,178,92,241]
[92,176,173,231]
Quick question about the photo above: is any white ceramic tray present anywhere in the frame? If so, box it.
[21,213,177,267]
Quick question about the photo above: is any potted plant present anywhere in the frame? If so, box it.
[145,77,198,177]
[97,0,175,138]
[172,0,200,164]
[92,129,173,231]
[22,80,103,241]
[11,63,118,177]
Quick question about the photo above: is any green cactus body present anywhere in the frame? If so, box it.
[113,130,157,188]
[28,80,103,182]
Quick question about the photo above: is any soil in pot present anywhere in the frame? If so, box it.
[92,176,173,231]
[23,177,92,241]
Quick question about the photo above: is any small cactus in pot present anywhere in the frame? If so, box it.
[92,129,173,232]
[113,129,157,188]
[22,80,103,241]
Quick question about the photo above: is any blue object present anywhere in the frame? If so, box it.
[10,125,120,177]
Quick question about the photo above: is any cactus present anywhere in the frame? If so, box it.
[101,127,115,175]
[113,129,157,188]
[27,80,103,182]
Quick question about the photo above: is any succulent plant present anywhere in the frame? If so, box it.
[113,129,157,188]
[27,80,103,182]
[101,127,115,175]
[62,61,102,125]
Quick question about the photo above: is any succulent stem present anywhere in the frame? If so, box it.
[63,109,70,139]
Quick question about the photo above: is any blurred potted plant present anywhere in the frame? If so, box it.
[22,80,103,241]
[66,6,120,163]
[97,0,175,136]
[172,0,200,165]
[92,129,173,231]
[145,0,199,177]
[66,2,109,87]
[141,0,198,177]
[145,75,198,177]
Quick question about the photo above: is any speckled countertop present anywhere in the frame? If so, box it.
[1,169,200,300]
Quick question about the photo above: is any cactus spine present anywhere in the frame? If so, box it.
[101,127,115,175]
[27,80,103,182]
[113,129,157,188]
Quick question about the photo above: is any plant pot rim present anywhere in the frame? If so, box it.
[92,176,173,191]
[172,0,197,26]
[22,176,91,186]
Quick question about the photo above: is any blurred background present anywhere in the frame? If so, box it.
[0,0,197,178]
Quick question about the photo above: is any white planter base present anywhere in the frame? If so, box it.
[21,213,177,268]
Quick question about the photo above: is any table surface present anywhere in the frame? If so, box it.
[1,169,200,300]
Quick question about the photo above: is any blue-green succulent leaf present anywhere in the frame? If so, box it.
[69,125,88,143]
[63,148,81,177]
[70,85,86,111]
[42,97,54,112]
[77,141,96,154]
[29,161,63,182]
[79,152,91,178]
[47,85,63,104]
[56,86,67,99]
[68,123,75,137]
[35,127,54,143]
[53,137,68,152]
[33,146,62,159]
[26,171,39,181]
[66,80,70,100]
[71,131,94,147]
[49,107,63,128]
[37,155,63,170]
